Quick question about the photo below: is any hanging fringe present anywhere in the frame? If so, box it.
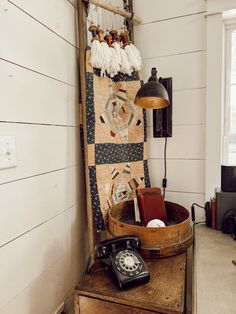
[110,29,122,68]
[120,47,132,75]
[120,29,142,72]
[108,47,120,77]
[88,23,142,76]
[110,28,132,75]
[100,40,112,76]
[112,41,122,66]
[129,43,142,70]
[90,39,103,69]
[104,32,120,77]
[124,44,141,71]
[88,24,104,69]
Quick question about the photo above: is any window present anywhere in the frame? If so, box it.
[224,24,236,165]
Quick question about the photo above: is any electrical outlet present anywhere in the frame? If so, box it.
[54,302,65,314]
[0,136,17,170]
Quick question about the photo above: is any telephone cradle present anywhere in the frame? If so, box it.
[96,235,150,290]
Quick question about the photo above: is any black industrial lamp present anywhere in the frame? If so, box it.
[134,68,170,109]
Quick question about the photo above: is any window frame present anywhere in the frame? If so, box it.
[223,21,236,165]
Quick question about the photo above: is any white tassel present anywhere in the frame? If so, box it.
[120,48,132,76]
[112,41,122,67]
[130,43,142,70]
[96,43,105,70]
[100,41,113,76]
[89,26,140,77]
[120,29,142,72]
[88,24,105,70]
[107,47,120,77]
[104,33,120,77]
[124,44,141,71]
[89,39,103,69]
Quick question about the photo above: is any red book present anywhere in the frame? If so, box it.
[211,197,216,229]
[136,187,167,226]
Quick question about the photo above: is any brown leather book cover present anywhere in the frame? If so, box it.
[136,187,167,226]
[211,197,216,229]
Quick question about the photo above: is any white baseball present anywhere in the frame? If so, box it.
[147,219,166,228]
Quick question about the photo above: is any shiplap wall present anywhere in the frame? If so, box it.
[134,0,207,220]
[0,1,87,313]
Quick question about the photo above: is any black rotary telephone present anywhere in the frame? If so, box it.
[96,235,150,290]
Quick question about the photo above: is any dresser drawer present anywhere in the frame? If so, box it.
[78,296,159,314]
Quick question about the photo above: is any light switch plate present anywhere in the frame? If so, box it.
[0,136,17,170]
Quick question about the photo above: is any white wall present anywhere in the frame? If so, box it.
[207,0,236,13]
[0,1,87,313]
[134,0,207,220]
[205,0,236,199]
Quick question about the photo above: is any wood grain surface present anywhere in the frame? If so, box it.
[76,254,186,313]
[78,296,159,314]
[109,200,193,258]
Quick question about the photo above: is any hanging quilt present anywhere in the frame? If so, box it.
[83,51,150,231]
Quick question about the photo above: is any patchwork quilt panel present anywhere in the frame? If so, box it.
[83,51,150,231]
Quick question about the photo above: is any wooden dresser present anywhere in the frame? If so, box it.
[75,253,190,314]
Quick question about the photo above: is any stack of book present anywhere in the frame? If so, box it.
[136,187,167,226]
[205,198,216,228]
[210,197,216,229]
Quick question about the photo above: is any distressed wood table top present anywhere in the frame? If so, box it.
[76,253,186,314]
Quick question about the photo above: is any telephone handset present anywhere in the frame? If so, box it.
[96,235,150,290]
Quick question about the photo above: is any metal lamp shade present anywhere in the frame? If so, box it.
[134,68,170,109]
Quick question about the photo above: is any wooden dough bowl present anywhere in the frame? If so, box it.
[109,200,193,258]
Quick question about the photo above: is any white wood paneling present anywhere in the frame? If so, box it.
[0,59,78,126]
[0,0,76,84]
[0,0,85,313]
[67,0,77,8]
[135,1,207,228]
[164,191,205,221]
[0,205,85,311]
[148,159,205,193]
[135,14,206,59]
[0,167,82,247]
[0,123,78,184]
[143,51,206,91]
[205,13,224,199]
[9,0,77,46]
[0,239,87,314]
[147,124,205,159]
[173,88,206,125]
[133,0,206,24]
[207,0,236,13]
[146,88,206,127]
